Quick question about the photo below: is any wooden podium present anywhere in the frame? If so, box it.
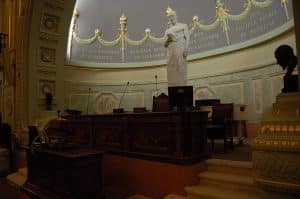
[24,111,209,198]
[46,111,209,164]
[23,147,104,199]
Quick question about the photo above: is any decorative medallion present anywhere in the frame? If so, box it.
[95,93,118,113]
[39,47,56,66]
[194,87,215,100]
[40,13,60,34]
[39,80,56,98]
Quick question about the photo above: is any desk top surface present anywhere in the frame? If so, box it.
[62,110,208,118]
[21,144,104,158]
[32,147,104,158]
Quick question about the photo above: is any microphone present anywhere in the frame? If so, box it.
[154,75,158,92]
[155,75,158,96]
[119,81,129,108]
[86,88,91,115]
[113,82,129,113]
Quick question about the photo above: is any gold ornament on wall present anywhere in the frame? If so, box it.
[40,47,56,66]
[40,13,60,35]
[95,93,118,114]
[39,79,56,98]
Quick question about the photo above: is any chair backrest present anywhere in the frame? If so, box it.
[152,93,169,112]
[211,103,234,124]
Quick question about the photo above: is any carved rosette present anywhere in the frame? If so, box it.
[40,47,56,66]
[253,92,300,195]
[40,13,60,35]
[194,87,215,100]
[95,93,118,113]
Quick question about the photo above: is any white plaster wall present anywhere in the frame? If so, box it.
[189,29,295,78]
[25,0,297,124]
[63,29,296,122]
[64,29,295,85]
[27,0,76,124]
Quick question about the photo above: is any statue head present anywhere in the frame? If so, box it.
[275,45,297,76]
[166,6,177,26]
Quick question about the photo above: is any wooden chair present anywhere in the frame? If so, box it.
[152,93,169,112]
[206,103,234,153]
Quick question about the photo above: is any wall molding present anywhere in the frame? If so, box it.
[64,59,277,86]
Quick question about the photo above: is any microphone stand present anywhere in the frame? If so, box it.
[86,88,91,115]
[113,82,129,113]
[155,75,158,97]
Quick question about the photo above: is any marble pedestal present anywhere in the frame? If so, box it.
[253,92,300,195]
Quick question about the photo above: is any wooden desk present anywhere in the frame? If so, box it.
[23,148,103,199]
[48,111,209,164]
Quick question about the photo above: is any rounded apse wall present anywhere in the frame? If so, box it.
[67,0,293,68]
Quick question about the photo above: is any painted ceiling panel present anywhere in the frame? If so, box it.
[67,0,294,68]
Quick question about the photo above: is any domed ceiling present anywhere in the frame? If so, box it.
[67,0,294,68]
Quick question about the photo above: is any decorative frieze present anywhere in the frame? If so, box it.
[254,137,300,151]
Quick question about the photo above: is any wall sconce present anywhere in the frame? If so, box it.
[0,33,8,54]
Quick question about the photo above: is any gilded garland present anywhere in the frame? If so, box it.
[71,0,290,61]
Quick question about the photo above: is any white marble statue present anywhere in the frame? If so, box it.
[164,7,190,87]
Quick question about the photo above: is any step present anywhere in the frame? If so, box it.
[127,194,153,199]
[199,171,253,186]
[185,184,300,199]
[6,171,27,188]
[205,159,253,176]
[185,185,258,199]
[198,171,255,194]
[164,194,186,199]
[206,159,252,169]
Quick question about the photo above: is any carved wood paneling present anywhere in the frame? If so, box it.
[48,111,209,164]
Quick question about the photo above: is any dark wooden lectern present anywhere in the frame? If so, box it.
[23,148,103,199]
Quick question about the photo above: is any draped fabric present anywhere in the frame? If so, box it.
[165,23,188,87]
